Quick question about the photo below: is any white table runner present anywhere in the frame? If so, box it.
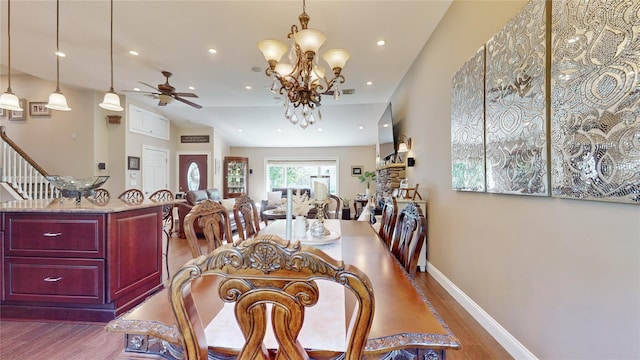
[204,220,346,351]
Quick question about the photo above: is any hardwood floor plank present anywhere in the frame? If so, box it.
[1,232,512,359]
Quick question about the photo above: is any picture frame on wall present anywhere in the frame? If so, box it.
[9,99,27,121]
[351,166,363,176]
[128,156,140,170]
[29,102,51,117]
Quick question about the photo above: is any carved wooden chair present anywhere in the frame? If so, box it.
[88,188,110,205]
[150,189,175,278]
[233,194,261,240]
[389,201,427,278]
[378,196,398,249]
[169,234,375,360]
[184,199,234,259]
[118,188,144,204]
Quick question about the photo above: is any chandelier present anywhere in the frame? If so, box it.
[257,0,349,129]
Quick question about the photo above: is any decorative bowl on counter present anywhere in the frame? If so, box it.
[46,175,110,204]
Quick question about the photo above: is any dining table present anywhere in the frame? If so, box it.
[105,219,460,359]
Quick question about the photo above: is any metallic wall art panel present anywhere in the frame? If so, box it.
[485,0,549,196]
[451,46,486,192]
[550,0,640,204]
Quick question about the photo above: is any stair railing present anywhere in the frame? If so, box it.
[1,126,58,200]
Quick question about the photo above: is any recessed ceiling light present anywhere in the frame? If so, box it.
[317,128,323,132]
[366,81,373,86]
[251,66,262,73]
[55,51,66,57]
[208,48,217,54]
[377,40,386,46]
[358,125,364,130]
[277,128,282,132]
[245,85,252,90]
[133,87,140,92]
[238,129,243,132]
[383,123,389,128]
[188,86,195,90]
[129,50,139,56]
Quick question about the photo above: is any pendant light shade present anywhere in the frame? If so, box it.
[99,0,123,112]
[0,92,22,111]
[46,0,71,111]
[0,0,23,112]
[100,90,123,111]
[46,91,70,111]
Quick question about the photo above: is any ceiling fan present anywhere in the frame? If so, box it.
[126,71,202,109]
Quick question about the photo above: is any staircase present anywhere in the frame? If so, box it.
[0,126,58,201]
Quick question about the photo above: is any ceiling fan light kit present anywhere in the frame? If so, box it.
[45,0,71,111]
[257,0,349,129]
[0,0,23,112]
[99,0,123,112]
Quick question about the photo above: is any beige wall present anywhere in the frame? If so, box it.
[229,146,376,205]
[392,1,640,358]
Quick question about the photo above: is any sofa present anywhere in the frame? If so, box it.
[260,188,317,224]
[177,188,240,238]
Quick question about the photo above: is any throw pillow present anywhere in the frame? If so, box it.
[220,198,235,212]
[267,191,282,206]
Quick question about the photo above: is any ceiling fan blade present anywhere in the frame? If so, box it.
[121,89,157,95]
[174,92,199,98]
[174,96,203,109]
[139,81,160,91]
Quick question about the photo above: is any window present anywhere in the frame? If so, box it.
[267,159,337,194]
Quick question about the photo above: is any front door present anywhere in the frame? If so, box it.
[178,154,208,192]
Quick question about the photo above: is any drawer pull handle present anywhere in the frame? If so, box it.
[43,232,63,237]
[44,276,62,282]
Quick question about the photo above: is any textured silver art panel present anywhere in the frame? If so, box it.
[485,0,549,196]
[451,46,486,192]
[550,0,640,204]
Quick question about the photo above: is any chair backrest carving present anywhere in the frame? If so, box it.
[118,188,144,204]
[389,202,427,277]
[184,199,234,258]
[233,194,261,240]
[89,188,110,205]
[170,234,375,360]
[378,197,398,249]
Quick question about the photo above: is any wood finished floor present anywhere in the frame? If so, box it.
[0,232,512,360]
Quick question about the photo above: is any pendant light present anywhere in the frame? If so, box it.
[46,0,71,111]
[99,0,123,111]
[0,0,23,111]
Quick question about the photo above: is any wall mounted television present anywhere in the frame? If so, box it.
[377,103,396,162]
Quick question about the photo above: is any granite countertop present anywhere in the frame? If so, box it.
[0,198,184,213]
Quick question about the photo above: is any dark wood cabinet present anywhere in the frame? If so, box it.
[223,156,249,198]
[1,206,163,322]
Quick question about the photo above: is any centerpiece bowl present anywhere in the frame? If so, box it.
[46,175,110,205]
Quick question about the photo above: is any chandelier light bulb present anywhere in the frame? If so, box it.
[293,29,326,54]
[257,39,288,63]
[323,49,350,71]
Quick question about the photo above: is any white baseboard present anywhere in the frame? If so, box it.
[427,261,538,360]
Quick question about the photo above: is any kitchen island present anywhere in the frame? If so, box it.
[0,197,175,322]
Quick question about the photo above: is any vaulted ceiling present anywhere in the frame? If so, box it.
[1,0,451,147]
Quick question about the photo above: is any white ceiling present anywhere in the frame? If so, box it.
[1,0,451,147]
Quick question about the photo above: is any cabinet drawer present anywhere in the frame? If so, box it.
[5,214,104,258]
[4,257,104,304]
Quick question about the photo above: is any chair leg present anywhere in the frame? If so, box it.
[164,228,170,279]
